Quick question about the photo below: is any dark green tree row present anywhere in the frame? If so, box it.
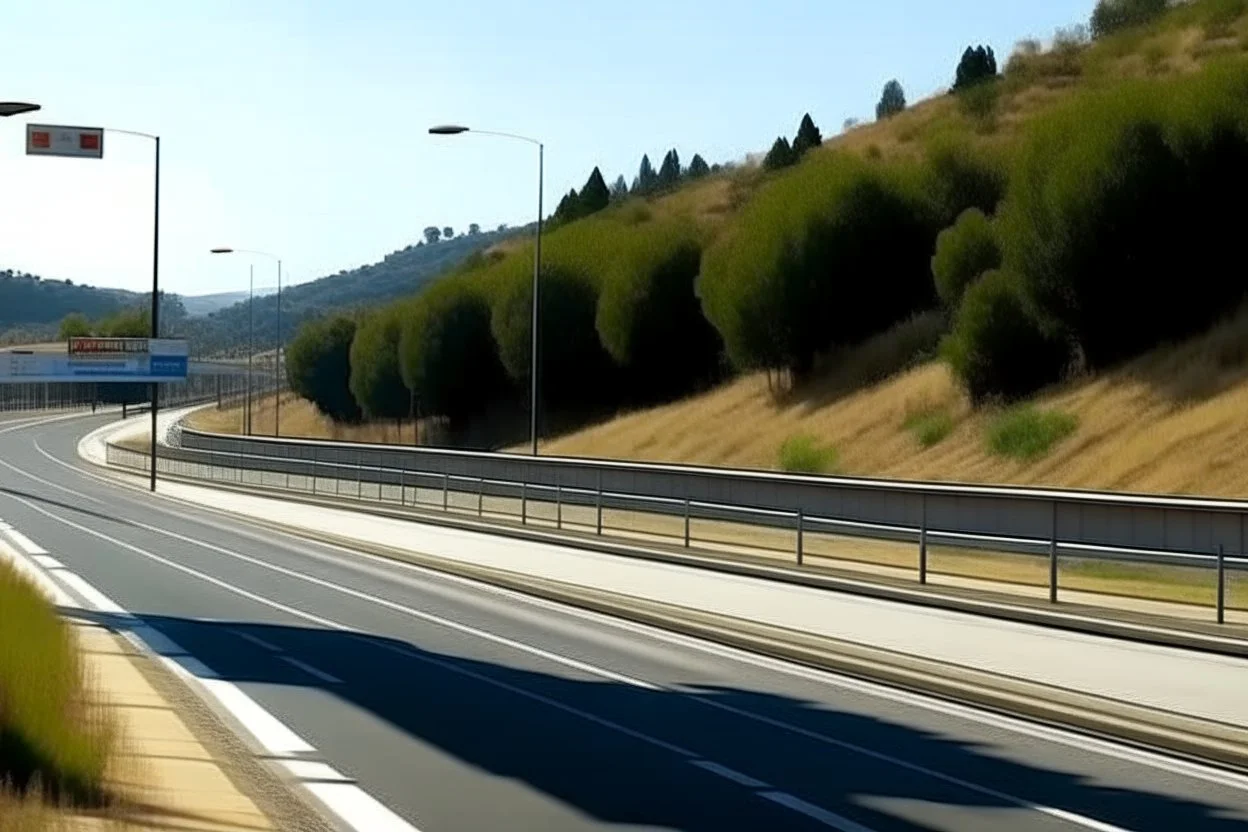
[764,114,824,171]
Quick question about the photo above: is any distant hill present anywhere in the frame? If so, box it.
[180,228,520,356]
[0,270,137,329]
[181,291,251,317]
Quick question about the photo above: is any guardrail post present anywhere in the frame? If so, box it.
[556,484,563,530]
[521,482,528,525]
[356,451,363,500]
[399,457,406,506]
[796,509,804,566]
[596,472,603,536]
[1049,501,1059,604]
[443,473,450,512]
[1217,544,1226,625]
[311,446,318,495]
[684,499,691,548]
[919,495,928,585]
[477,477,484,517]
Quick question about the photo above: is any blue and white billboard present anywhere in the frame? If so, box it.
[0,338,190,384]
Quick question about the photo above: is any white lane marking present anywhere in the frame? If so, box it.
[1036,807,1132,832]
[3,529,47,555]
[281,656,342,685]
[200,677,316,756]
[761,791,878,832]
[17,429,1158,828]
[0,447,106,505]
[303,782,423,832]
[690,759,770,789]
[0,536,78,608]
[274,517,1248,799]
[234,630,283,653]
[33,554,64,569]
[284,760,354,783]
[54,569,126,613]
[130,624,189,657]
[25,491,660,691]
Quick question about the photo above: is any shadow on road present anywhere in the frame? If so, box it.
[68,610,1248,832]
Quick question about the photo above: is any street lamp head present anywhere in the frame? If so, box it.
[209,248,235,254]
[0,102,40,118]
[429,124,469,135]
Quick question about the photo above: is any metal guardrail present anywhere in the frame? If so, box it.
[109,428,1248,624]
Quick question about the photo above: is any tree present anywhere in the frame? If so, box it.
[686,154,711,179]
[954,46,998,91]
[792,114,823,158]
[610,174,629,201]
[285,315,361,422]
[58,313,91,340]
[657,149,682,187]
[424,226,441,245]
[763,137,796,171]
[580,166,611,215]
[877,80,907,120]
[348,306,409,421]
[497,223,509,233]
[636,154,658,194]
[1091,0,1168,39]
[931,208,1002,308]
[442,226,454,240]
[553,188,583,224]
[468,223,481,235]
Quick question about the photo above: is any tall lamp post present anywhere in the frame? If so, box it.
[429,124,543,456]
[210,249,282,436]
[0,102,41,118]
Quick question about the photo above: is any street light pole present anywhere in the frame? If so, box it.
[210,248,282,436]
[149,135,160,493]
[247,264,254,435]
[428,124,544,455]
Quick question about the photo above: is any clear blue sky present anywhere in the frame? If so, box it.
[0,0,1092,297]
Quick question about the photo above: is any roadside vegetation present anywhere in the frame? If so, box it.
[0,560,115,818]
[184,0,1248,497]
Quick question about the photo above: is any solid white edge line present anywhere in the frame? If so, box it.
[2,527,48,555]
[303,782,423,832]
[53,570,127,613]
[32,554,65,569]
[199,678,316,756]
[0,536,77,608]
[283,760,354,783]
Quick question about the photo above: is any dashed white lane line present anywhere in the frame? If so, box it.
[689,759,770,789]
[761,791,879,832]
[234,630,283,653]
[281,656,343,685]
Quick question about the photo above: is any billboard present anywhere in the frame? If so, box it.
[26,124,105,159]
[0,339,189,384]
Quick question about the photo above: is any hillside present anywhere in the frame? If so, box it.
[0,270,136,329]
[181,227,520,356]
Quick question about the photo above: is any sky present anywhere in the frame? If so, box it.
[0,0,1092,297]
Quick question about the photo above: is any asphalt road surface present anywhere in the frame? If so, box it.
[3,412,1248,831]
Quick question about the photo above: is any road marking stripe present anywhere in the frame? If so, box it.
[32,554,64,569]
[760,791,878,831]
[283,760,353,783]
[281,656,342,684]
[303,782,422,832]
[54,569,126,613]
[2,527,47,555]
[200,677,316,755]
[0,536,77,607]
[130,624,189,657]
[1035,806,1132,832]
[689,759,770,789]
[234,630,283,653]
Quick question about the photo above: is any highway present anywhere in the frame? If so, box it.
[3,412,1248,831]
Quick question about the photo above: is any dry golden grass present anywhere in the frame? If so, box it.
[542,305,1248,499]
[188,391,425,446]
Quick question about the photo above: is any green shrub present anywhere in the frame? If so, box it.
[1091,0,1169,39]
[904,408,955,448]
[931,208,1001,308]
[987,406,1078,460]
[399,277,509,425]
[700,153,939,377]
[922,139,1007,225]
[957,81,1002,131]
[593,219,723,400]
[998,64,1248,369]
[285,314,361,421]
[943,270,1071,403]
[778,434,839,473]
[349,306,410,421]
[0,562,112,804]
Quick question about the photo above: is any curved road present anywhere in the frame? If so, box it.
[2,412,1248,831]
